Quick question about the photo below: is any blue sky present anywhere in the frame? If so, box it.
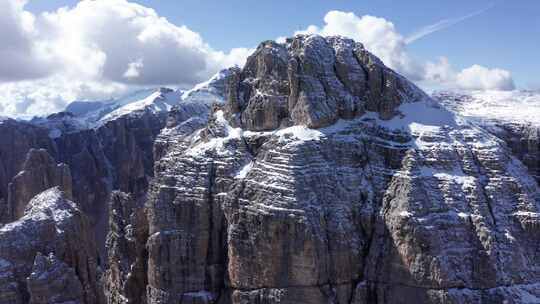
[25,0,539,89]
[0,0,538,117]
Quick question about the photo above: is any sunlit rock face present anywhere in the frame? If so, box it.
[144,35,540,304]
[227,35,428,131]
[0,35,539,304]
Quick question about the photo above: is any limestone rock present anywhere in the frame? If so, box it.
[0,187,102,304]
[0,120,55,219]
[229,35,428,130]
[27,252,84,304]
[105,191,149,304]
[144,35,540,303]
[3,149,72,223]
[433,90,540,184]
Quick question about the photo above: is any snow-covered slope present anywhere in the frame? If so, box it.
[433,90,540,127]
[27,69,232,139]
[181,69,231,105]
[99,88,180,123]
[433,90,540,183]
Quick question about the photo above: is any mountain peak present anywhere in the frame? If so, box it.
[225,35,428,131]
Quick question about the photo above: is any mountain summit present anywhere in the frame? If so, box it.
[0,35,538,304]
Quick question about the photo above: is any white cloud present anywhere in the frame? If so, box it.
[123,59,144,79]
[0,5,517,118]
[0,75,129,118]
[456,65,515,91]
[0,0,54,81]
[295,11,422,80]
[35,0,248,85]
[295,10,515,91]
[0,0,251,117]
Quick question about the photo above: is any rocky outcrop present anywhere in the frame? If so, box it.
[1,35,539,304]
[227,35,427,131]
[105,191,149,304]
[144,35,540,304]
[0,120,55,218]
[26,252,85,304]
[0,187,102,303]
[1,149,72,224]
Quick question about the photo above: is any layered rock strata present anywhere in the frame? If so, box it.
[143,35,540,303]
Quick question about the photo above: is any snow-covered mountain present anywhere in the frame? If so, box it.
[433,90,540,127]
[433,90,540,183]
[27,69,231,139]
[0,35,538,304]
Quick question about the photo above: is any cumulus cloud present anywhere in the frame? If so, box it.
[295,10,515,91]
[0,0,53,81]
[35,0,249,85]
[294,11,422,81]
[0,0,252,117]
[0,75,129,118]
[456,65,515,91]
[0,4,517,118]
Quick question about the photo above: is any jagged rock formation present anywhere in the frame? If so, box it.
[26,252,85,304]
[227,36,427,131]
[0,120,56,216]
[0,187,102,304]
[105,191,149,304]
[1,149,72,224]
[1,35,539,304]
[144,35,540,303]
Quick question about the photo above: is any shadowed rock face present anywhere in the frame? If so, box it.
[105,191,149,304]
[1,149,72,224]
[0,187,102,304]
[0,120,56,215]
[143,35,540,304]
[27,252,85,304]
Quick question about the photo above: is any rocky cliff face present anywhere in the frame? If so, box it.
[1,34,539,304]
[0,187,101,304]
[142,35,540,303]
[0,120,56,216]
[105,191,149,304]
[2,149,72,224]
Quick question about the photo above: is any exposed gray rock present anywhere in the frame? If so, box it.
[1,35,539,304]
[2,149,72,224]
[105,191,149,304]
[0,187,102,303]
[228,35,428,131]
[433,91,539,185]
[144,35,540,304]
[0,119,56,218]
[27,252,84,304]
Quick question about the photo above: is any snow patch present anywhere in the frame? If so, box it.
[420,167,476,186]
[235,161,254,179]
[276,125,324,143]
[186,110,242,157]
[435,90,540,127]
[100,89,180,123]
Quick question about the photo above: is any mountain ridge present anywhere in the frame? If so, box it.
[0,34,537,304]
